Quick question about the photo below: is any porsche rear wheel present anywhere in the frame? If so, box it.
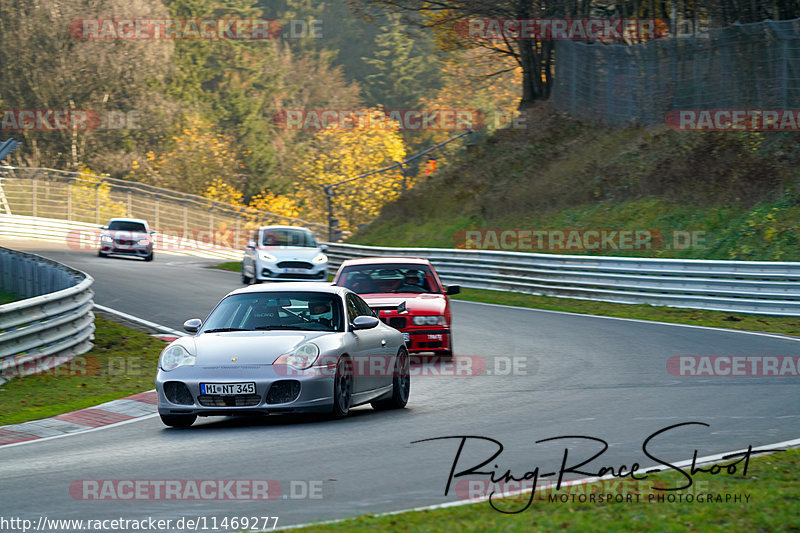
[331,356,353,419]
[372,348,410,410]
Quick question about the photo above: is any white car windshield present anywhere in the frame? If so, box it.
[202,292,344,332]
[261,229,317,247]
[108,221,146,232]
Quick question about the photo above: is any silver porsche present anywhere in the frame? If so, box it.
[155,282,410,427]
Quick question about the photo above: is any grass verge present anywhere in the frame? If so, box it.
[0,291,19,305]
[286,448,800,532]
[0,315,166,426]
[209,261,240,273]
[453,287,800,337]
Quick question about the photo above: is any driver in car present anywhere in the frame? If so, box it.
[395,269,425,292]
[309,300,333,329]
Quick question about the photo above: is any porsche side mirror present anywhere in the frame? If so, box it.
[183,318,202,333]
[352,315,379,330]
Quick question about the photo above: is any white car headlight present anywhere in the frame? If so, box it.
[160,344,196,371]
[273,342,320,370]
[412,315,447,326]
[259,251,278,262]
[312,253,328,264]
[100,234,112,243]
[137,239,149,246]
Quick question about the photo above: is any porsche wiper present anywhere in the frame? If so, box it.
[203,328,251,333]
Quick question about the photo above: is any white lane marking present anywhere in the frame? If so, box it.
[275,438,800,531]
[0,412,160,450]
[94,303,184,337]
[456,299,800,343]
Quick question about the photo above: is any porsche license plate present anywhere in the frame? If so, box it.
[200,382,255,395]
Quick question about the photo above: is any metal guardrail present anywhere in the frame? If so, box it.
[0,165,327,239]
[0,214,244,261]
[323,243,800,316]
[0,247,95,383]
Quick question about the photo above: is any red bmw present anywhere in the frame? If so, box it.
[332,258,460,356]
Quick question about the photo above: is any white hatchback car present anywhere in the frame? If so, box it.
[241,226,328,283]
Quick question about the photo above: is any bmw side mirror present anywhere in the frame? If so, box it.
[246,241,256,249]
[352,315,379,330]
[100,225,108,230]
[320,244,328,252]
[150,230,156,235]
[446,285,461,295]
[183,318,202,333]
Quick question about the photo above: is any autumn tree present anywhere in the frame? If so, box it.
[292,108,407,231]
[0,0,175,169]
[129,117,246,195]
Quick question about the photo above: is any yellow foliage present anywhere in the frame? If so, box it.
[246,192,301,227]
[70,168,127,223]
[128,116,245,195]
[292,108,408,232]
[203,179,243,205]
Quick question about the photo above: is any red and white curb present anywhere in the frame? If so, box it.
[0,390,158,446]
[0,305,185,448]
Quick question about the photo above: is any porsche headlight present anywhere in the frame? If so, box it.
[312,253,328,264]
[412,315,447,326]
[159,344,196,371]
[259,251,278,262]
[273,342,320,370]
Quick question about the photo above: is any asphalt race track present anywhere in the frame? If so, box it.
[2,239,800,530]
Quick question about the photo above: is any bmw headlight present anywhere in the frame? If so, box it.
[412,315,447,326]
[137,239,149,246]
[100,234,112,243]
[259,251,278,262]
[159,344,196,371]
[312,253,328,264]
[273,342,320,370]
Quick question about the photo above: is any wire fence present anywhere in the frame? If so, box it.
[0,166,327,248]
[553,18,800,126]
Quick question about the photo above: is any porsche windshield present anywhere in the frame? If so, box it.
[202,292,344,332]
